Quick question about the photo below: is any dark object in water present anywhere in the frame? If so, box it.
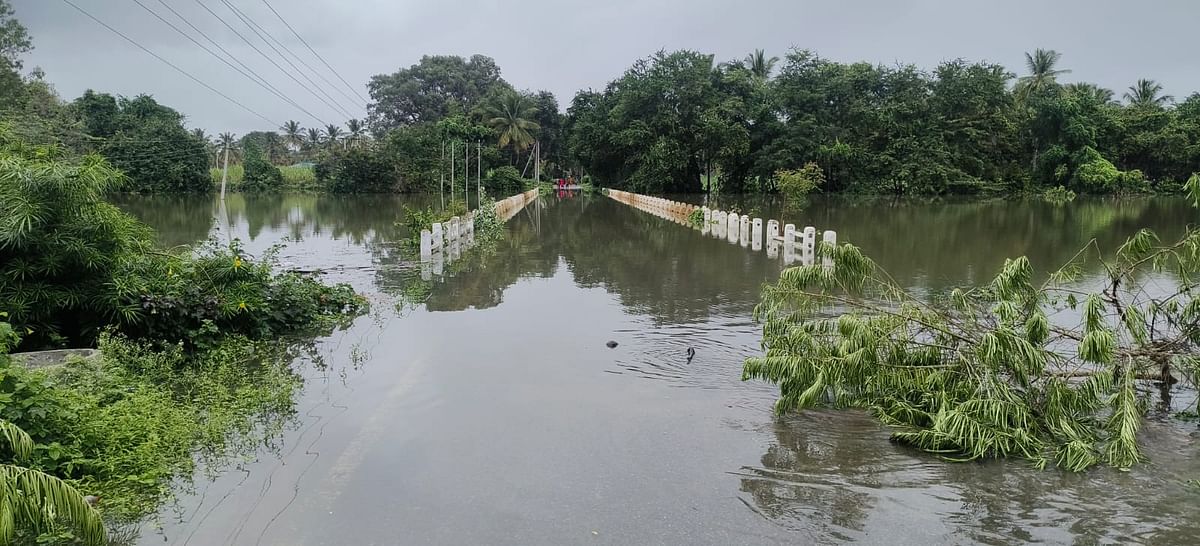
[686,347,695,362]
[606,341,618,348]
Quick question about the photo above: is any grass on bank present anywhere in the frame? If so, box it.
[210,164,319,191]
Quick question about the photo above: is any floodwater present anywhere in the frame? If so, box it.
[111,192,1200,545]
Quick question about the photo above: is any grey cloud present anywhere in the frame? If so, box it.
[11,0,1200,135]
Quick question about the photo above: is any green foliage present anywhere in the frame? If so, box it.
[316,148,397,193]
[72,92,209,193]
[0,331,304,525]
[400,200,467,244]
[687,208,705,228]
[1043,185,1077,203]
[485,165,527,194]
[776,163,825,201]
[367,54,509,129]
[745,223,1200,471]
[210,164,317,190]
[0,415,105,546]
[484,90,540,153]
[116,241,364,351]
[0,128,153,348]
[241,140,283,192]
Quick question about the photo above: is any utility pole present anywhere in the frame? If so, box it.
[220,141,230,200]
[450,141,456,203]
[440,139,445,210]
[464,140,469,207]
[476,140,481,203]
[533,141,540,184]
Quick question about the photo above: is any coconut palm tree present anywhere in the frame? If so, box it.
[345,118,365,148]
[217,132,239,163]
[1064,82,1115,104]
[484,91,540,159]
[281,120,303,153]
[1016,49,1070,100]
[743,49,779,81]
[1124,78,1173,107]
[1,420,106,545]
[323,124,343,149]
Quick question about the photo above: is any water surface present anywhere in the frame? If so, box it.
[112,192,1200,545]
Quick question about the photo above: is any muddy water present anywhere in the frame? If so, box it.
[112,192,1200,545]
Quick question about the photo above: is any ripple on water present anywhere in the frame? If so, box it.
[607,311,766,392]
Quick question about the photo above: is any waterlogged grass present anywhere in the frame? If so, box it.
[0,334,303,530]
[210,164,318,191]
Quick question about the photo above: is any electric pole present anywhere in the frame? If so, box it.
[450,141,455,203]
[220,141,231,200]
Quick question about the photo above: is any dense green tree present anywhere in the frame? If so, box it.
[240,131,287,164]
[242,139,282,191]
[0,0,31,105]
[71,92,209,192]
[367,54,509,129]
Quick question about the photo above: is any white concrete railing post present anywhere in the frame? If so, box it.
[767,219,779,240]
[822,230,837,268]
[420,230,432,258]
[431,222,444,249]
[803,226,817,254]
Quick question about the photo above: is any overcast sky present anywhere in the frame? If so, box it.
[11,0,1200,135]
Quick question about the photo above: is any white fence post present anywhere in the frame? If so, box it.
[420,229,432,258]
[822,230,837,268]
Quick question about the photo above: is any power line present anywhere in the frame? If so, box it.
[148,0,329,127]
[218,0,362,116]
[130,0,329,126]
[59,0,278,127]
[220,0,362,111]
[260,0,370,104]
[191,0,353,122]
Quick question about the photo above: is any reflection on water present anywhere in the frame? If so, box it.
[111,193,1199,544]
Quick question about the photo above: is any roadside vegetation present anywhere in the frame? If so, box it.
[0,123,363,541]
[744,176,1200,471]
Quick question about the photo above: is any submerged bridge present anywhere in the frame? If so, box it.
[605,189,837,266]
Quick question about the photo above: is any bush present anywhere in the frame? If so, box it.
[776,163,825,201]
[241,140,282,192]
[485,165,526,195]
[317,149,396,193]
[119,241,364,351]
[1,129,154,349]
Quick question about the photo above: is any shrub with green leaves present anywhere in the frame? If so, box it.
[776,163,824,201]
[485,165,526,194]
[240,140,283,192]
[745,185,1200,471]
[317,148,396,193]
[117,241,364,351]
[0,128,154,349]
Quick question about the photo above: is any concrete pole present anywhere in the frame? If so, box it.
[450,141,456,203]
[464,141,469,206]
[219,143,230,200]
[440,139,445,210]
[477,141,481,203]
[823,230,837,268]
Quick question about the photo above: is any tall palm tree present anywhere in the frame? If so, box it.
[1064,82,1115,104]
[281,120,303,152]
[345,118,365,148]
[305,127,322,159]
[218,132,239,162]
[1016,49,1070,100]
[191,128,208,141]
[323,124,343,148]
[743,49,779,81]
[1124,78,1173,107]
[1,420,106,545]
[484,91,540,158]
